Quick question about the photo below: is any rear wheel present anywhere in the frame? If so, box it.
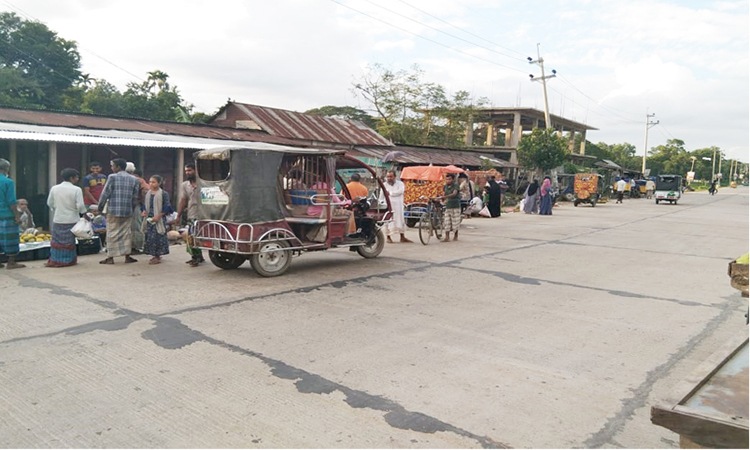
[574,200,579,207]
[356,229,385,258]
[208,251,245,270]
[418,213,431,245]
[432,210,444,241]
[250,240,292,277]
[655,199,659,204]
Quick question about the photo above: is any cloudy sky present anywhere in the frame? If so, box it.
[4,0,748,160]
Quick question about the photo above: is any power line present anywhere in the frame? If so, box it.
[328,0,527,75]
[557,74,642,121]
[368,0,527,62]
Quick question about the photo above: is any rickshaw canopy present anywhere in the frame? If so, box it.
[400,165,466,181]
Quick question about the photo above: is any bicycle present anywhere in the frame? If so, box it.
[417,196,445,245]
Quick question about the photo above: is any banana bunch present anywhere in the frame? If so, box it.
[20,229,51,243]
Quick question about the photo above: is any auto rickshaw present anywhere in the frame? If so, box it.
[401,165,465,227]
[573,173,602,207]
[655,175,683,205]
[192,145,392,277]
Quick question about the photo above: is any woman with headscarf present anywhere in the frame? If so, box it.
[484,176,502,218]
[522,179,540,214]
[539,176,553,215]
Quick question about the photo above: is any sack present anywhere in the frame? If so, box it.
[165,212,179,225]
[519,198,527,211]
[478,206,491,217]
[71,217,94,239]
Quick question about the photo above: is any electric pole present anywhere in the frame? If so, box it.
[642,111,659,175]
[528,44,556,130]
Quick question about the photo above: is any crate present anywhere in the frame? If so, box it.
[77,237,101,255]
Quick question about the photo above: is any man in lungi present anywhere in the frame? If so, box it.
[97,158,141,264]
[0,158,25,269]
[441,173,461,242]
[381,170,411,243]
[175,163,204,267]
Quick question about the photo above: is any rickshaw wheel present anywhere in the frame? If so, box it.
[356,230,385,259]
[250,241,292,277]
[208,251,246,270]
[418,213,431,245]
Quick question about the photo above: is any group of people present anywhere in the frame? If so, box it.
[0,157,204,270]
[521,177,554,215]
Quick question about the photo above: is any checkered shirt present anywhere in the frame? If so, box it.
[98,171,140,217]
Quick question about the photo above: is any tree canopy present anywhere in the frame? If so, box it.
[517,128,568,173]
[352,63,487,147]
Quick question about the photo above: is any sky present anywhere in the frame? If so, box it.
[3,0,749,161]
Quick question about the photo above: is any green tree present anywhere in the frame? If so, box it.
[0,12,82,109]
[80,79,126,116]
[305,105,376,128]
[121,71,187,121]
[517,128,568,174]
[647,139,690,175]
[352,63,486,147]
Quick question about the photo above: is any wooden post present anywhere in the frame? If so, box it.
[9,141,17,180]
[137,147,145,173]
[48,142,57,230]
[81,145,89,177]
[175,149,184,203]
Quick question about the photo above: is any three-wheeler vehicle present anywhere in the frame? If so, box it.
[573,173,602,207]
[655,174,683,205]
[192,145,392,277]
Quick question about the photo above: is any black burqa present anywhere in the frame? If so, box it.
[486,180,502,217]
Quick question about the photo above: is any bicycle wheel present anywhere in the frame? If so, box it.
[418,212,431,245]
[432,209,444,240]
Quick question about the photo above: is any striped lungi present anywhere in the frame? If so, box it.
[106,215,133,257]
[0,218,20,256]
[443,207,462,233]
[47,222,77,267]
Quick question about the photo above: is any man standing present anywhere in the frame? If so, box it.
[83,161,107,206]
[0,158,24,269]
[382,170,411,244]
[345,173,368,200]
[441,173,461,242]
[176,163,204,267]
[97,158,140,264]
[616,177,627,204]
[645,178,656,199]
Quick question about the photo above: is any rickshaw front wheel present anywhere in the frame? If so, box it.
[251,241,292,277]
[208,251,246,270]
[356,229,385,259]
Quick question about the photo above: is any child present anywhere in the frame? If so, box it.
[140,175,173,265]
[89,205,107,245]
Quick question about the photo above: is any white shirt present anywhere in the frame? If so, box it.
[646,180,656,190]
[48,181,87,224]
[616,179,627,192]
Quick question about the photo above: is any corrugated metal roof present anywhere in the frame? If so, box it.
[0,121,311,151]
[232,102,393,147]
[0,107,301,146]
[352,145,519,168]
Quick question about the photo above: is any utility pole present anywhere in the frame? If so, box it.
[642,111,659,175]
[711,147,717,182]
[528,44,555,130]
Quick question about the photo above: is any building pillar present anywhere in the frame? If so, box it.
[511,112,522,147]
[464,117,474,146]
[505,128,512,146]
[81,145,89,176]
[137,147,145,173]
[485,123,494,146]
[9,141,17,180]
[568,130,575,153]
[48,142,57,230]
[175,149,184,201]
[579,130,587,155]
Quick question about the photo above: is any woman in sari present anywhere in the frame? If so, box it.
[46,168,87,267]
[484,176,502,217]
[141,175,173,265]
[539,177,553,215]
[522,179,540,214]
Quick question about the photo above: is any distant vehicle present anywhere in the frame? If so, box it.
[655,175,683,205]
[573,173,602,207]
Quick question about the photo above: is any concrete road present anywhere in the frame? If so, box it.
[1,188,747,448]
